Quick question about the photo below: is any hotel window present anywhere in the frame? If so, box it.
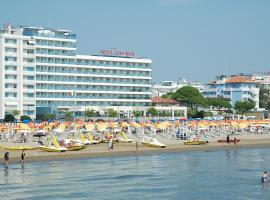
[5,56,17,62]
[5,38,17,44]
[5,47,17,53]
[23,58,34,63]
[24,67,34,71]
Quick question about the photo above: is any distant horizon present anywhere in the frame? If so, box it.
[1,0,269,83]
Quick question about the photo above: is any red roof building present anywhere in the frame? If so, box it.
[151,97,178,105]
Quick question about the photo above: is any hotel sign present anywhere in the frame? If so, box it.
[100,48,135,58]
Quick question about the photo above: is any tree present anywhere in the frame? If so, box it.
[20,115,31,121]
[147,107,158,117]
[108,108,118,118]
[161,92,174,99]
[12,110,20,120]
[65,111,73,121]
[44,113,53,121]
[259,86,270,109]
[4,114,15,122]
[234,100,256,114]
[132,110,142,117]
[85,109,95,118]
[207,98,232,111]
[172,86,206,109]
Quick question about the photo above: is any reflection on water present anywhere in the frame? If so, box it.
[4,165,8,176]
[0,148,270,200]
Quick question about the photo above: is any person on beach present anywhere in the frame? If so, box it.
[4,152,9,165]
[262,171,268,183]
[233,138,237,145]
[108,138,113,150]
[111,138,114,150]
[136,141,139,153]
[226,135,230,144]
[21,150,25,165]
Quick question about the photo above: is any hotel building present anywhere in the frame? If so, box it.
[152,79,204,97]
[0,24,152,119]
[203,75,260,109]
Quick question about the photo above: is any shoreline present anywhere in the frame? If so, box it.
[1,138,270,164]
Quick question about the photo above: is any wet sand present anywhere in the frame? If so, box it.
[1,136,270,164]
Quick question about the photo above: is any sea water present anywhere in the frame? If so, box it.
[0,147,270,200]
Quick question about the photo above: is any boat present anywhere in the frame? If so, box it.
[38,135,67,152]
[117,132,132,143]
[217,139,240,143]
[3,146,37,150]
[86,132,100,144]
[59,139,85,151]
[141,136,166,148]
[184,141,207,145]
[79,133,92,145]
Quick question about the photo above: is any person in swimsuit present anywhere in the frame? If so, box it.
[261,171,268,183]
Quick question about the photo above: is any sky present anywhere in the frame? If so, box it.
[1,0,270,83]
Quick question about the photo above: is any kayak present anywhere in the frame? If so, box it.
[3,146,37,150]
[184,141,207,145]
[217,139,240,143]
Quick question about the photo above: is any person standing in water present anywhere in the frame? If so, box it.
[21,150,25,165]
[4,152,9,166]
[262,171,268,183]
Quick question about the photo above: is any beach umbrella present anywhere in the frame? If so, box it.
[22,119,31,124]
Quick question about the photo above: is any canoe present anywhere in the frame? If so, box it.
[4,146,37,150]
[217,139,240,143]
[184,141,207,145]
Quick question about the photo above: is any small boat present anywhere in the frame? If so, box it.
[59,139,85,151]
[39,146,67,152]
[141,136,166,148]
[217,139,240,143]
[38,135,67,152]
[118,132,132,143]
[86,132,100,144]
[184,141,207,145]
[3,146,37,150]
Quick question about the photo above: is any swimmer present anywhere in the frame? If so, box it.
[262,171,268,183]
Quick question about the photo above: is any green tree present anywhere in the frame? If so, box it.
[85,109,95,118]
[234,100,256,114]
[147,107,158,117]
[20,115,31,121]
[108,108,118,118]
[132,110,142,117]
[207,98,232,111]
[187,109,197,118]
[12,110,20,120]
[161,92,174,99]
[259,86,270,109]
[44,113,53,121]
[65,111,73,121]
[4,114,15,122]
[172,86,206,110]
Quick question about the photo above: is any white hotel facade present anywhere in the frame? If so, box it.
[0,25,152,119]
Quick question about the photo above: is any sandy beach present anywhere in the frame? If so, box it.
[1,134,270,164]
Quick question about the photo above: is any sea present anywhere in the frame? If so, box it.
[1,147,270,200]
